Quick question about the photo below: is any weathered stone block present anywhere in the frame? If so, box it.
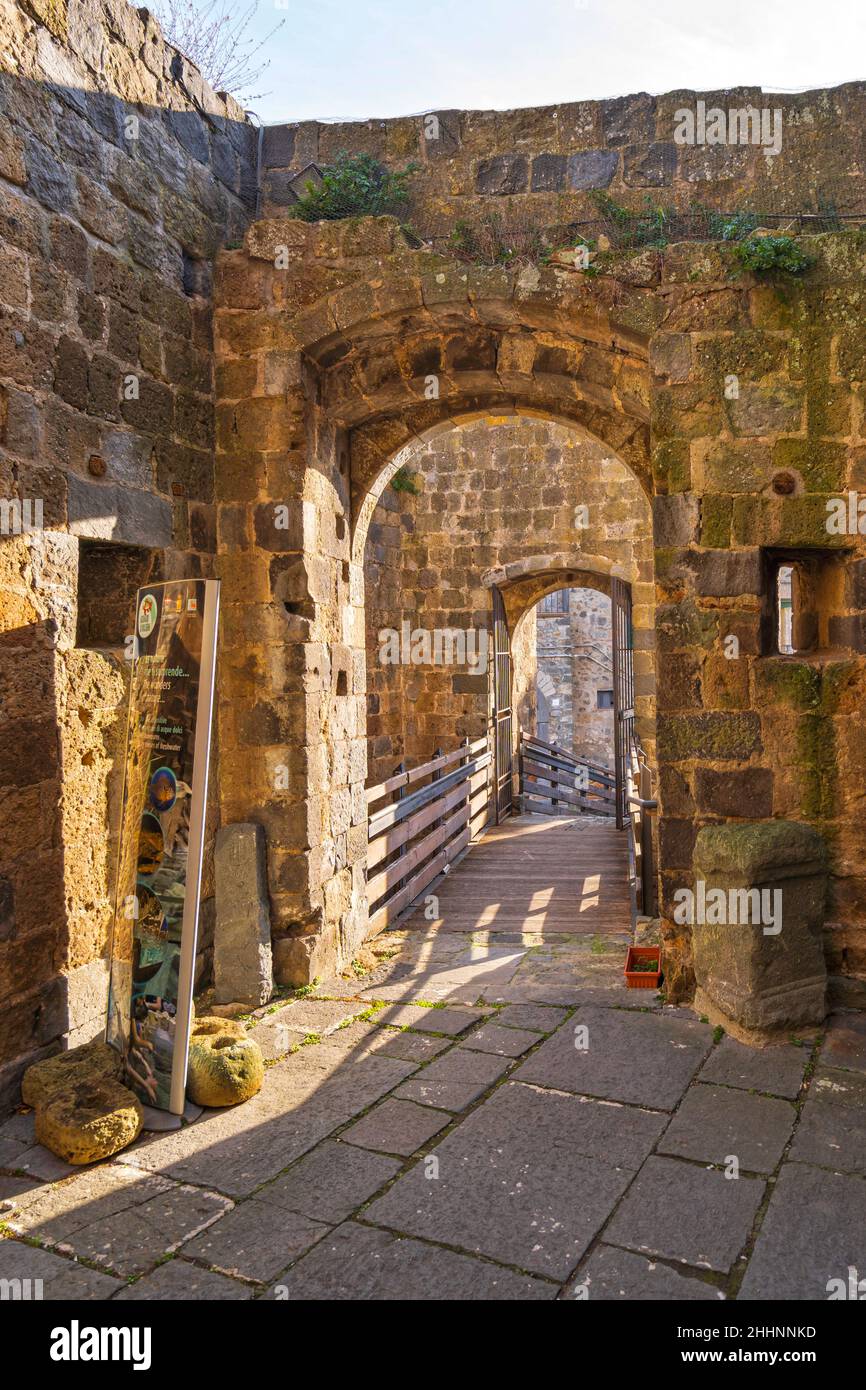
[530,153,566,192]
[35,1077,143,1164]
[186,1017,264,1106]
[692,820,828,1032]
[622,142,677,187]
[688,548,761,598]
[261,124,296,169]
[658,712,762,761]
[566,148,618,190]
[474,154,528,195]
[652,492,700,547]
[695,767,774,819]
[22,1038,121,1108]
[214,822,273,1007]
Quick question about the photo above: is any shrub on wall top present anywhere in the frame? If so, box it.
[290,151,418,222]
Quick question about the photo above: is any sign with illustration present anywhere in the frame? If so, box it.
[107,579,220,1114]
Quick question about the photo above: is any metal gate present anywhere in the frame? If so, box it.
[611,576,635,831]
[491,585,514,822]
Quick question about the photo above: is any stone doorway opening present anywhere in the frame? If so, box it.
[516,583,614,776]
[357,413,656,941]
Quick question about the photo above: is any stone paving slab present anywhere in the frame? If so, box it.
[250,999,366,1059]
[342,1098,450,1156]
[739,1161,866,1300]
[569,1244,726,1301]
[373,1031,453,1064]
[7,1145,77,1182]
[264,1221,557,1300]
[7,1163,231,1278]
[697,1035,809,1099]
[495,1003,570,1032]
[602,1156,765,1274]
[0,1237,123,1299]
[409,1006,491,1036]
[369,1003,438,1029]
[0,1172,41,1205]
[657,1083,796,1173]
[182,1197,329,1282]
[7,1164,177,1242]
[486,962,662,1009]
[360,946,526,1005]
[516,1006,713,1111]
[123,1046,416,1195]
[461,1023,539,1057]
[115,1259,252,1300]
[313,1020,391,1055]
[394,1048,512,1111]
[254,1141,401,1225]
[366,1082,662,1280]
[788,1066,866,1175]
[821,1011,866,1074]
[0,1112,77,1180]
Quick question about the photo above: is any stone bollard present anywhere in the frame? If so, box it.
[214,823,274,1008]
[691,820,827,1035]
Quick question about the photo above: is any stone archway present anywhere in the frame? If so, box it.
[215,217,866,1013]
[355,414,655,786]
[213,225,659,987]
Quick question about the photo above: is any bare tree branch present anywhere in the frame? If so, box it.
[152,0,285,103]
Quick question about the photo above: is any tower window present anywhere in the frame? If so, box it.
[539,589,569,615]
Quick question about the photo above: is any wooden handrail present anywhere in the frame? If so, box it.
[366,736,493,933]
[366,736,487,806]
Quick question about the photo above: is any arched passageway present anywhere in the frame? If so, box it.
[357,412,656,942]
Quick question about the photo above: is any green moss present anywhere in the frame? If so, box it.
[731,496,763,545]
[777,495,848,548]
[391,465,421,494]
[695,332,787,381]
[756,659,823,711]
[700,495,733,548]
[652,439,691,492]
[656,600,719,652]
[795,714,838,820]
[658,712,762,762]
[771,438,846,492]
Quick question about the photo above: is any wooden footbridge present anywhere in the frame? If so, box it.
[365,730,656,940]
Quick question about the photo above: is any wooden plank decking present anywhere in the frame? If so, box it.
[402,812,632,935]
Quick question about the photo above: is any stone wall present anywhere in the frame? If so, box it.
[360,417,653,788]
[259,84,866,244]
[5,5,866,1105]
[0,0,252,1108]
[533,588,614,766]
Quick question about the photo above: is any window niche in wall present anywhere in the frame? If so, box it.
[76,540,163,651]
[760,548,851,657]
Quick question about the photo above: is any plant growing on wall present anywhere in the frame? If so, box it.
[289,152,418,222]
[728,233,815,275]
[450,211,548,266]
[390,466,421,495]
[728,233,817,273]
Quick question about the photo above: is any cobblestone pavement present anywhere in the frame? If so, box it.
[2,927,865,1301]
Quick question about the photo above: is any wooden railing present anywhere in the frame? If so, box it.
[518,732,616,817]
[365,736,492,933]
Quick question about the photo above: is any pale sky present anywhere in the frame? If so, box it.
[243,0,866,124]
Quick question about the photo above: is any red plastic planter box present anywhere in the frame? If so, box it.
[624,945,662,989]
